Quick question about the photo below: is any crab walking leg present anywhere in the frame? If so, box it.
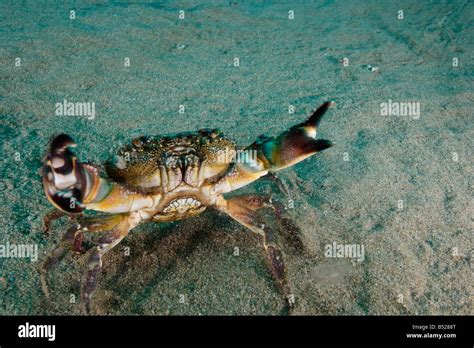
[212,102,334,195]
[270,200,307,252]
[42,134,156,215]
[262,172,290,197]
[224,195,273,211]
[216,197,294,308]
[42,209,68,234]
[40,214,128,298]
[81,212,142,314]
[40,225,82,298]
[226,195,305,252]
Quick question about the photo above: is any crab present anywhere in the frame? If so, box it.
[40,101,334,313]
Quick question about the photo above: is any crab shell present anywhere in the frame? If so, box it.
[106,129,234,192]
[103,129,238,221]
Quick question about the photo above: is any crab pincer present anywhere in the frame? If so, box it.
[42,134,87,213]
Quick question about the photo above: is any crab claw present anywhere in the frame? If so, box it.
[212,102,334,194]
[246,101,334,172]
[42,134,87,213]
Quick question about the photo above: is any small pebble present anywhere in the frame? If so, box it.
[367,64,379,73]
[176,43,186,50]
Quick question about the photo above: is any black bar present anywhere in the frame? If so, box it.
[0,315,472,346]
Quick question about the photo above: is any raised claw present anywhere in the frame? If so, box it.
[42,134,88,213]
[247,101,334,172]
[212,102,335,194]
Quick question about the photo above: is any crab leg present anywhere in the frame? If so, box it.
[40,214,128,298]
[42,209,68,235]
[216,196,294,311]
[213,102,334,194]
[82,211,142,314]
[262,172,290,197]
[224,195,306,252]
[40,225,83,298]
[42,134,155,215]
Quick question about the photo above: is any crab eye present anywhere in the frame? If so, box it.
[112,155,127,170]
[132,138,144,147]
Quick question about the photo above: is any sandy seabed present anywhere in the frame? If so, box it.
[0,1,472,315]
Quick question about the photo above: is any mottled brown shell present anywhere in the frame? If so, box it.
[105,129,235,193]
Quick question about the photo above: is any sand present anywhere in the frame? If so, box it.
[0,0,472,315]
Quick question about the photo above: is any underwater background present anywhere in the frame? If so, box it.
[0,0,472,315]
